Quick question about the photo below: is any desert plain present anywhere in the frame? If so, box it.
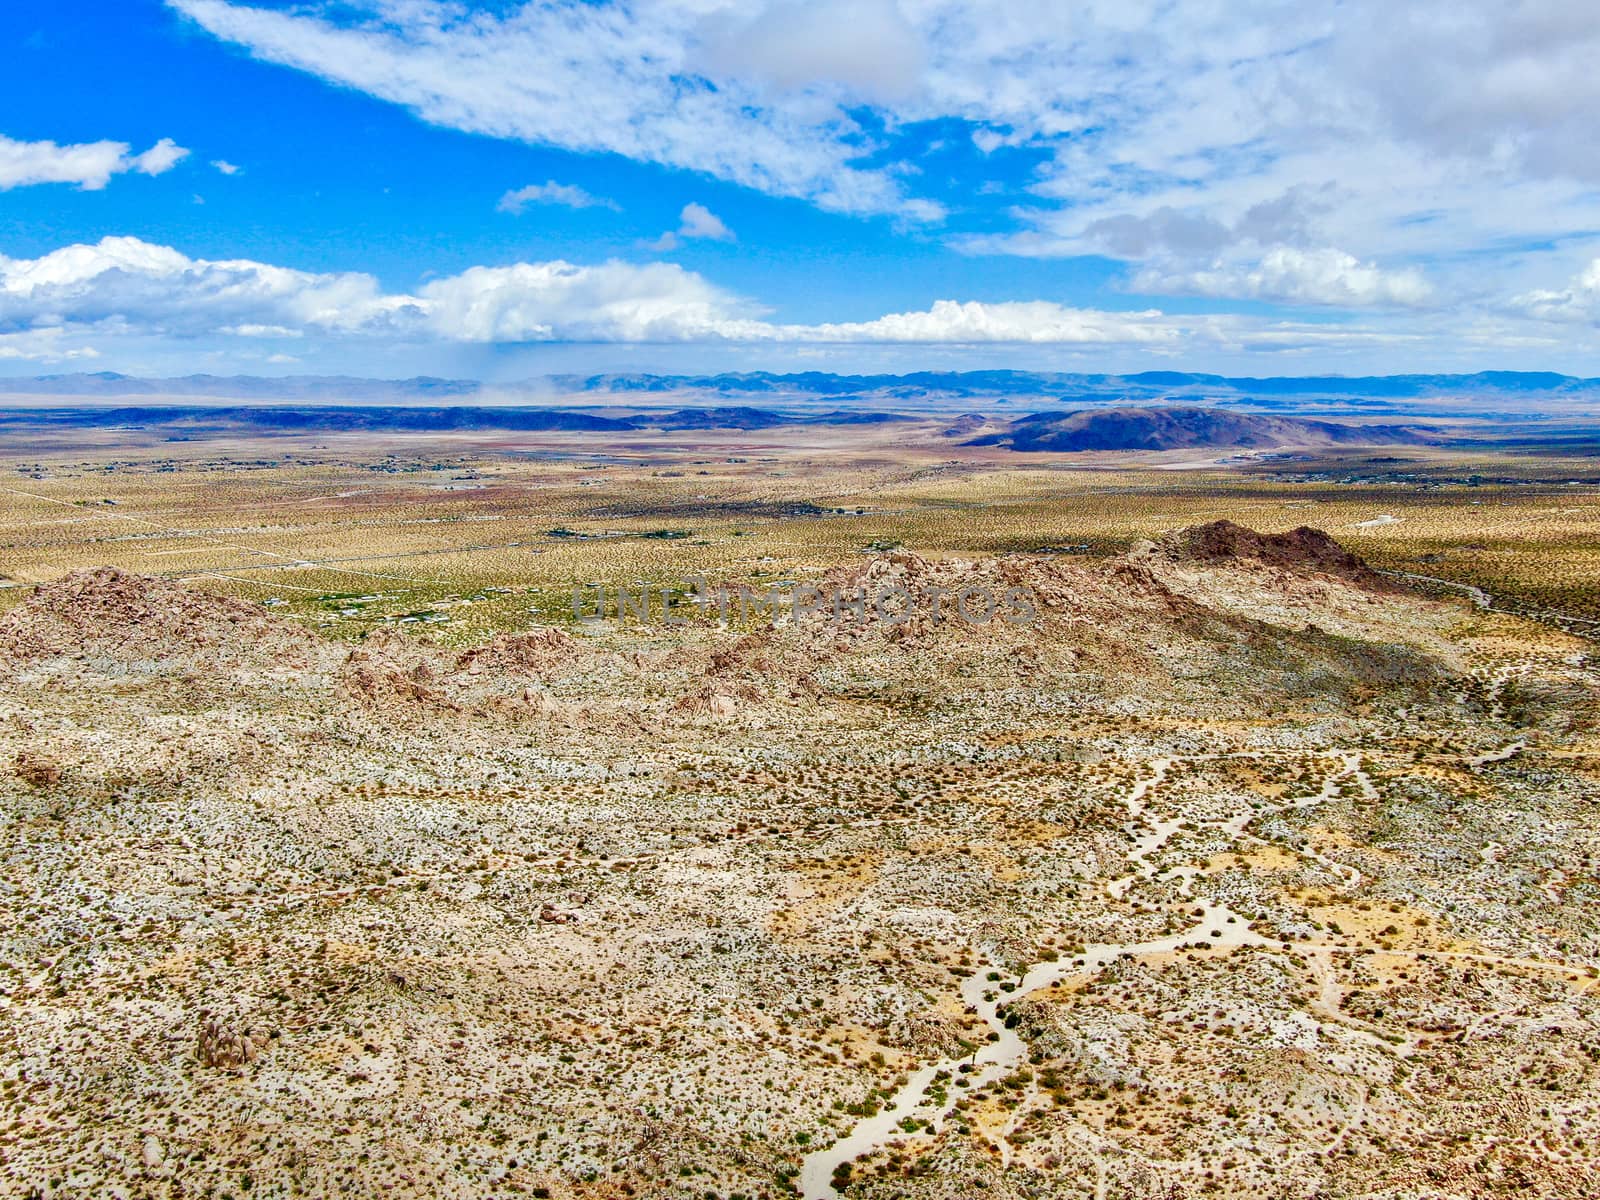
[2,414,1599,1200]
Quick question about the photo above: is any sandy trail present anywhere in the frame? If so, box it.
[800,749,1368,1199]
[798,730,1529,1197]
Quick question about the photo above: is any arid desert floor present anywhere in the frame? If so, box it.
[3,428,1598,1199]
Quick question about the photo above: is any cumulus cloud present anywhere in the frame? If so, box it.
[0,235,1457,353]
[1065,188,1432,308]
[497,181,619,214]
[1078,189,1338,262]
[0,133,189,190]
[132,139,189,176]
[678,203,733,242]
[419,260,763,342]
[0,237,413,337]
[778,301,1176,345]
[1135,249,1435,309]
[650,203,735,251]
[211,159,241,175]
[1510,259,1600,324]
[0,237,760,344]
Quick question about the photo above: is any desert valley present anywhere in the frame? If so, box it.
[3,384,1598,1199]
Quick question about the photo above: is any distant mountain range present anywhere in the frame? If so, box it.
[546,368,1600,401]
[4,369,1600,408]
[967,407,1435,452]
[0,401,1442,453]
[0,403,914,434]
[2,372,1594,449]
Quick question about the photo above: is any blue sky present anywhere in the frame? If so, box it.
[3,0,1600,378]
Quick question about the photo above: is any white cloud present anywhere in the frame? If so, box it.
[0,133,189,191]
[0,237,412,337]
[163,1,1600,314]
[693,0,925,103]
[1511,259,1600,325]
[131,138,189,176]
[221,324,304,338]
[212,159,242,175]
[3,235,1591,363]
[497,181,619,214]
[935,1,1600,295]
[677,202,733,242]
[1135,249,1435,309]
[0,235,1354,351]
[0,328,100,364]
[650,203,735,251]
[166,0,925,220]
[0,237,755,344]
[418,260,764,342]
[1334,1,1600,182]
[771,301,1180,345]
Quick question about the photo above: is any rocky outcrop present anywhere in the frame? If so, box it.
[455,626,577,676]
[196,1011,262,1070]
[1145,520,1401,590]
[0,567,318,667]
[12,750,62,787]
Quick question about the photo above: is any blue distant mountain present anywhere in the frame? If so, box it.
[7,368,1599,403]
[0,403,918,434]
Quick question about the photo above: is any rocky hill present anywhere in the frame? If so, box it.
[1,526,1594,1200]
[968,405,1434,451]
[1141,519,1402,589]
